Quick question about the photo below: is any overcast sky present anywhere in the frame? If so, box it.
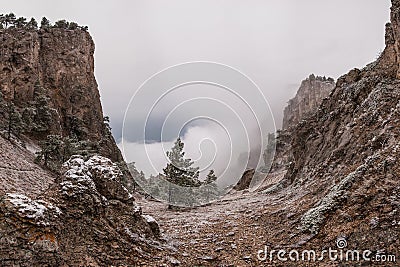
[0,0,392,182]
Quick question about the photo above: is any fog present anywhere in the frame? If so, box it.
[0,0,391,182]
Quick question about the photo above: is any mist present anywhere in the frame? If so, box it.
[1,0,391,182]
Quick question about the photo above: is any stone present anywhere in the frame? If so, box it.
[0,27,122,162]
[282,74,335,130]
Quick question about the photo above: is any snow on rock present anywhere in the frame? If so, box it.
[142,214,156,223]
[61,155,133,202]
[134,205,142,215]
[142,214,160,237]
[4,193,61,225]
[86,155,122,180]
[63,157,96,191]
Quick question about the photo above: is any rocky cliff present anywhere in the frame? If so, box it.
[0,154,164,266]
[0,26,122,162]
[282,74,335,129]
[256,0,400,261]
[256,76,335,191]
[0,23,166,266]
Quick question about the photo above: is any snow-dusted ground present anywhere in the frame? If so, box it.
[0,136,55,197]
[136,191,288,266]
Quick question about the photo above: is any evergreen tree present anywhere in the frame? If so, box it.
[40,17,51,28]
[67,115,88,139]
[14,17,27,28]
[35,135,64,167]
[60,136,78,163]
[103,116,112,137]
[163,138,200,208]
[0,90,5,117]
[68,22,78,30]
[54,20,69,29]
[22,81,50,133]
[34,94,53,131]
[26,18,38,30]
[202,170,219,203]
[205,170,217,184]
[163,138,200,187]
[0,14,4,29]
[4,102,23,140]
[4,13,16,28]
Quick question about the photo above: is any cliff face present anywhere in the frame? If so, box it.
[258,0,400,255]
[0,27,121,162]
[258,75,334,191]
[282,75,335,129]
[0,26,164,266]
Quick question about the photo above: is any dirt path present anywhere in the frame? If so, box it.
[137,191,293,266]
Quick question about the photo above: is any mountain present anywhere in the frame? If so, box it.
[255,0,400,260]
[1,1,400,264]
[0,22,164,266]
[0,25,121,162]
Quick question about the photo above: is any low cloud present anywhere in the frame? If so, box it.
[119,122,264,187]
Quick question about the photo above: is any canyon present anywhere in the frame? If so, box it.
[0,1,399,266]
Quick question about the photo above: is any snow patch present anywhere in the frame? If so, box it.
[142,214,156,223]
[5,193,61,225]
[6,193,47,219]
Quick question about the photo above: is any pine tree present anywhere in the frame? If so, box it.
[4,102,23,140]
[26,18,38,30]
[0,14,5,29]
[0,90,5,118]
[60,136,78,163]
[205,170,217,184]
[103,116,112,137]
[203,170,219,203]
[163,138,200,208]
[68,22,78,30]
[14,17,27,28]
[54,20,69,29]
[40,17,51,28]
[31,82,53,133]
[4,13,16,28]
[163,138,200,187]
[35,135,64,167]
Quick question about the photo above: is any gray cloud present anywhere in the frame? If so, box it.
[1,0,391,138]
[1,0,391,183]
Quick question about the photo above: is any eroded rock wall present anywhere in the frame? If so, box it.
[282,75,335,129]
[0,27,122,162]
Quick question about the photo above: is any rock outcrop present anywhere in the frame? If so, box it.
[282,75,335,129]
[0,155,162,266]
[0,27,122,162]
[233,169,255,191]
[258,0,400,258]
[0,24,163,266]
[257,75,335,192]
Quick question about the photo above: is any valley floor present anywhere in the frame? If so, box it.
[137,191,342,267]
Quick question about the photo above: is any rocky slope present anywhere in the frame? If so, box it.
[0,155,164,266]
[256,0,400,263]
[0,26,121,162]
[0,24,164,266]
[255,75,334,192]
[0,136,54,197]
[213,1,400,265]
